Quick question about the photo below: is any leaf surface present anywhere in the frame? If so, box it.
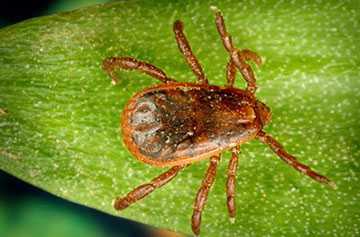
[1,1,359,236]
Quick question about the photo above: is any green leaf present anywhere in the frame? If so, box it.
[1,1,359,236]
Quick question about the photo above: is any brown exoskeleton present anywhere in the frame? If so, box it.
[102,7,335,236]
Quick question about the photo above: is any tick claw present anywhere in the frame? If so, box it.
[0,108,7,116]
[328,181,337,189]
[111,79,117,85]
[210,5,220,14]
[111,198,116,207]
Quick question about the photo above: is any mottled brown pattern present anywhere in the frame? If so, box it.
[126,83,260,164]
[102,7,335,237]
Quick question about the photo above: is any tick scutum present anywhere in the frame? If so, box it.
[122,83,261,167]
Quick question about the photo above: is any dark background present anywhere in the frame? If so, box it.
[0,0,106,26]
[0,1,174,236]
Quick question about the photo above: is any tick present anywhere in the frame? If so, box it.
[102,7,335,236]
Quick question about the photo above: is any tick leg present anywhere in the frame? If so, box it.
[173,20,208,84]
[114,165,185,210]
[102,56,175,85]
[257,131,336,188]
[192,155,220,236]
[226,146,240,222]
[226,58,236,87]
[212,7,262,92]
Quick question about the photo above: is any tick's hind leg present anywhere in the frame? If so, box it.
[114,165,185,210]
[257,131,336,188]
[192,155,220,236]
[212,7,262,92]
[226,146,240,222]
[102,56,175,85]
[173,20,208,85]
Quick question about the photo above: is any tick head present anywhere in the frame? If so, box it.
[256,100,272,126]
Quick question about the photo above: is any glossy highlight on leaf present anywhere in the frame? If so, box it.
[0,1,359,236]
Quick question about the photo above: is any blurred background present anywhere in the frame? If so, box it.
[0,1,183,237]
[0,0,108,27]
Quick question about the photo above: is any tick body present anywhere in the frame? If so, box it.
[103,7,335,236]
[123,82,264,167]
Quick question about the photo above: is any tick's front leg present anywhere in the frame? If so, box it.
[173,20,208,85]
[102,56,175,85]
[212,7,262,93]
[257,131,336,188]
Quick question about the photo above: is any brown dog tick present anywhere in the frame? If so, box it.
[102,7,335,236]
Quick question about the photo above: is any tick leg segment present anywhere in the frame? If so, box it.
[114,165,185,210]
[173,20,208,85]
[102,56,175,85]
[257,131,336,188]
[212,7,262,92]
[226,58,236,87]
[226,146,240,221]
[192,155,220,236]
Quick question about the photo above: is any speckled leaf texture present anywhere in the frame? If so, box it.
[0,0,359,236]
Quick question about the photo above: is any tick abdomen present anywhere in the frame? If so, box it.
[122,83,261,166]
